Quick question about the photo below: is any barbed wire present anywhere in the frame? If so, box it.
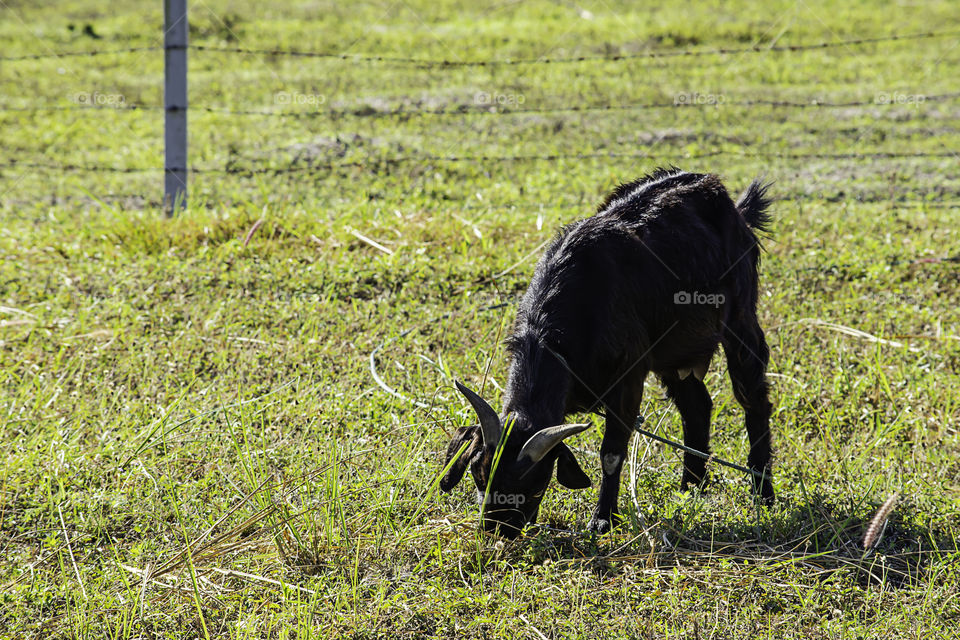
[2,148,957,176]
[188,29,960,67]
[0,105,155,113]
[5,191,957,211]
[798,255,960,272]
[0,46,161,62]
[209,150,957,174]
[171,92,960,118]
[0,162,159,173]
[0,193,158,207]
[3,90,957,119]
[3,30,956,65]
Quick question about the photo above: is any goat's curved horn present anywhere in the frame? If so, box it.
[518,423,591,464]
[455,380,501,449]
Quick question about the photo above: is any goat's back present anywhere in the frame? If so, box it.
[512,169,768,390]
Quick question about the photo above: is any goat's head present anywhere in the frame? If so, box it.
[439,380,592,538]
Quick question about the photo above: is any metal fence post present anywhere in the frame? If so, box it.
[164,0,188,215]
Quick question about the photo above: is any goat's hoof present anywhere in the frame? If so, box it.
[586,512,621,535]
[752,476,775,505]
[756,485,775,506]
[680,473,710,492]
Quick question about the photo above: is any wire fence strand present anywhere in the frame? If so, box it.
[5,191,960,210]
[3,148,956,177]
[186,29,960,67]
[185,91,960,117]
[0,46,162,62]
[4,91,958,119]
[4,30,957,64]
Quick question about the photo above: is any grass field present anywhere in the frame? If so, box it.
[2,0,960,637]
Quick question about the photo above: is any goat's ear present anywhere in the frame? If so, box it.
[555,444,591,489]
[439,426,480,493]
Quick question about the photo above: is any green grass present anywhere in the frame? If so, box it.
[2,0,960,637]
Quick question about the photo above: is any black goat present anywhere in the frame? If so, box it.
[440,168,774,537]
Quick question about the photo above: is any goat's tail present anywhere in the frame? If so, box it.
[736,179,773,233]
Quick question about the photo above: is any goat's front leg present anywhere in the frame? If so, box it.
[587,422,630,533]
[587,387,643,534]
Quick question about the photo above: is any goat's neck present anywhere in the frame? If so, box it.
[502,338,570,430]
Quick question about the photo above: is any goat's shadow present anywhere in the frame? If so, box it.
[519,490,957,588]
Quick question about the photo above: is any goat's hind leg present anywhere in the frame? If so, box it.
[722,314,775,503]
